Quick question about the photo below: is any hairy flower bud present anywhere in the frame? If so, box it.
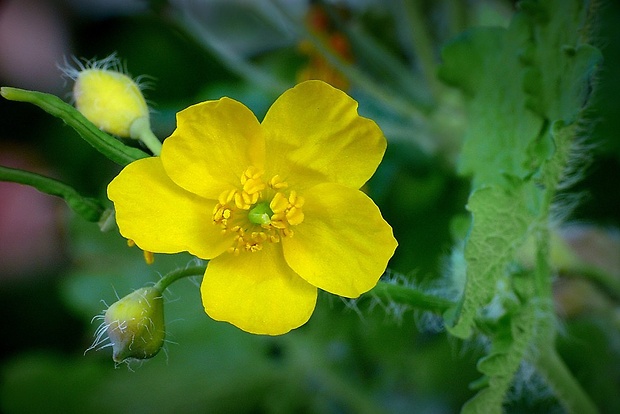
[74,68,149,138]
[104,286,165,363]
[62,54,149,138]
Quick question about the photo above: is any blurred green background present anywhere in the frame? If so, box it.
[0,1,618,413]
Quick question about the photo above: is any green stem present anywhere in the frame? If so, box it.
[0,165,103,222]
[266,1,435,136]
[1,87,149,165]
[302,29,424,119]
[535,347,599,414]
[570,261,620,301]
[400,0,442,98]
[293,362,387,414]
[154,264,207,292]
[445,0,468,38]
[320,1,435,111]
[548,229,620,299]
[533,226,597,413]
[138,128,162,156]
[130,117,162,156]
[177,13,288,96]
[368,281,455,314]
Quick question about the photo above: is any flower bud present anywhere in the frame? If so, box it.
[72,64,149,138]
[104,286,165,363]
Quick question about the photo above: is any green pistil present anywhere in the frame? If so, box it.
[248,202,273,225]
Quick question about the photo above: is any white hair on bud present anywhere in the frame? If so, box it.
[58,52,154,102]
[59,52,126,81]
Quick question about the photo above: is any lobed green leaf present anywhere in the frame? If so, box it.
[462,302,539,414]
[438,0,602,411]
[445,183,536,339]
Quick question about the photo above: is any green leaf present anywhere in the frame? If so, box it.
[1,87,149,166]
[439,0,602,411]
[462,302,539,414]
[441,0,600,337]
[439,22,544,189]
[445,183,535,339]
[521,0,602,123]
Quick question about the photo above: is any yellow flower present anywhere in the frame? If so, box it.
[107,80,397,335]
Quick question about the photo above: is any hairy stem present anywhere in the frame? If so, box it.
[368,281,455,314]
[154,264,207,292]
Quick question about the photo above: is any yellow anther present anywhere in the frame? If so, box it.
[214,166,304,255]
[271,219,287,229]
[234,192,250,210]
[286,207,304,226]
[247,243,262,252]
[127,239,155,264]
[245,191,260,206]
[270,192,289,213]
[243,178,265,194]
[288,191,298,205]
[269,175,288,189]
[242,191,253,205]
[143,250,155,265]
[271,212,284,221]
[213,208,223,222]
[293,196,305,208]
[218,189,235,205]
[241,166,263,183]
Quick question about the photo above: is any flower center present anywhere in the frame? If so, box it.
[247,202,273,225]
[212,167,305,254]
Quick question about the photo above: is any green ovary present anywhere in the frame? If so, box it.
[247,202,273,225]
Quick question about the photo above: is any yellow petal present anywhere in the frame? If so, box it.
[261,80,386,190]
[201,243,317,335]
[282,183,397,298]
[161,98,265,199]
[107,157,232,259]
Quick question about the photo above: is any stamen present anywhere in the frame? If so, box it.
[270,192,289,213]
[143,251,155,265]
[219,189,235,205]
[288,190,298,205]
[234,192,247,210]
[212,167,305,254]
[269,175,288,189]
[213,208,223,221]
[243,178,265,194]
[286,207,304,225]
